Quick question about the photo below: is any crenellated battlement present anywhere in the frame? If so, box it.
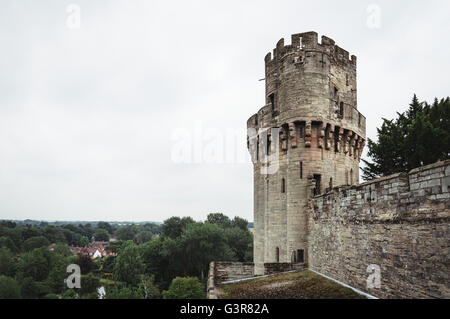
[264,32,356,68]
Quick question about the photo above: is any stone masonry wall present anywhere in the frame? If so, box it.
[309,160,450,298]
[214,262,255,284]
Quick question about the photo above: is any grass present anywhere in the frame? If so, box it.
[218,270,365,299]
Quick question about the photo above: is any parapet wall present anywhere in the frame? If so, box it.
[309,160,450,298]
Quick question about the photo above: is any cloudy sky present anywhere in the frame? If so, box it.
[0,0,449,222]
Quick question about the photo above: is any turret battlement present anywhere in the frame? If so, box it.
[264,32,356,69]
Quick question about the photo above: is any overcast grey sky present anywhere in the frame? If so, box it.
[0,0,449,222]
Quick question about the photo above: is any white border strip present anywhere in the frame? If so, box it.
[308,269,378,299]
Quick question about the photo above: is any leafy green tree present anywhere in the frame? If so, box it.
[42,226,66,244]
[224,227,253,262]
[62,289,79,299]
[0,275,21,299]
[21,236,50,252]
[97,222,114,234]
[114,241,144,286]
[75,254,95,274]
[93,228,109,242]
[0,247,16,277]
[46,254,69,294]
[52,243,72,257]
[362,95,450,180]
[0,236,18,253]
[161,217,195,239]
[206,213,232,228]
[21,226,41,241]
[105,285,144,299]
[134,231,153,245]
[102,255,115,273]
[178,222,229,277]
[162,277,204,299]
[79,236,89,247]
[17,248,52,281]
[116,226,137,241]
[20,277,50,299]
[79,274,100,297]
[139,274,160,299]
[231,216,250,231]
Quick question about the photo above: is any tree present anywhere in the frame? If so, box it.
[20,277,50,299]
[79,274,100,297]
[102,255,115,273]
[162,277,204,299]
[105,285,144,299]
[178,222,229,277]
[224,227,253,262]
[17,248,52,281]
[116,226,137,241]
[139,274,160,299]
[0,275,21,299]
[42,226,66,244]
[53,243,72,257]
[0,247,16,277]
[21,236,50,252]
[76,254,95,274]
[79,236,89,247]
[93,228,109,242]
[97,222,114,234]
[0,236,18,253]
[231,216,250,231]
[161,217,195,239]
[62,289,79,299]
[362,95,450,180]
[206,213,232,228]
[134,231,153,245]
[114,241,144,286]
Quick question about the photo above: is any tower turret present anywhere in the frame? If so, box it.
[247,32,366,275]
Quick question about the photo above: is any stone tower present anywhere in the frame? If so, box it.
[247,32,366,275]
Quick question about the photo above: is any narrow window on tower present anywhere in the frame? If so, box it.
[300,161,303,179]
[346,74,349,86]
[256,136,259,161]
[269,93,275,111]
[275,247,280,262]
[281,178,286,193]
[339,102,344,118]
[297,249,304,263]
[329,177,333,189]
[313,174,321,195]
[334,86,338,100]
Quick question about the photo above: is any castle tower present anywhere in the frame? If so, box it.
[247,32,366,275]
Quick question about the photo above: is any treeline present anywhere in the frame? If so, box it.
[0,213,253,299]
[0,221,161,253]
